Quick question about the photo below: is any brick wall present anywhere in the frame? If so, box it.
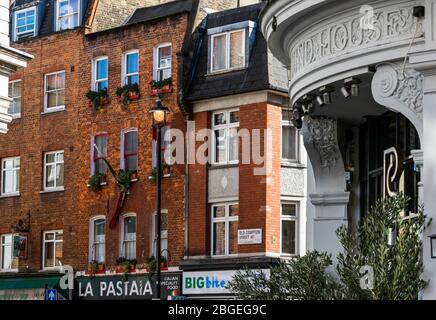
[78,13,189,269]
[187,101,282,258]
[1,30,84,272]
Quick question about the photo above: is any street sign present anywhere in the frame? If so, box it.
[46,289,57,301]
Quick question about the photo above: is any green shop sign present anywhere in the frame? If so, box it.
[77,273,181,300]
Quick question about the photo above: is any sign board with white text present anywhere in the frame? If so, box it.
[238,229,262,245]
[183,269,270,295]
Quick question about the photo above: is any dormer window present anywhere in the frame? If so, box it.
[56,0,80,31]
[14,7,36,41]
[210,29,245,73]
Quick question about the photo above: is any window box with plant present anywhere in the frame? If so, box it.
[87,260,106,276]
[146,255,168,272]
[150,77,173,96]
[88,173,107,192]
[86,88,110,112]
[116,83,140,106]
[149,163,172,180]
[115,257,137,274]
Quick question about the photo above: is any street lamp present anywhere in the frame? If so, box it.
[150,98,171,300]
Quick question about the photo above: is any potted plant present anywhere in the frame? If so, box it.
[149,77,173,96]
[115,257,137,274]
[88,173,106,192]
[115,83,140,106]
[146,256,168,272]
[97,262,106,274]
[88,260,98,276]
[150,163,170,180]
[86,88,110,111]
[116,170,133,191]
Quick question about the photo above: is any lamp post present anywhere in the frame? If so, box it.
[150,98,171,300]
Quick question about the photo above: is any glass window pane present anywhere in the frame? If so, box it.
[229,221,238,255]
[158,46,171,68]
[46,75,56,91]
[46,153,56,163]
[1,235,12,269]
[282,125,297,160]
[55,231,63,241]
[282,220,296,255]
[97,80,108,91]
[55,242,63,266]
[95,136,107,156]
[124,216,136,238]
[229,127,239,162]
[126,156,138,172]
[215,129,226,163]
[56,163,64,187]
[97,59,108,80]
[213,206,225,218]
[230,31,244,68]
[230,111,239,123]
[71,0,79,12]
[229,204,239,217]
[126,53,138,74]
[212,34,226,71]
[127,74,138,85]
[213,222,225,255]
[94,219,105,237]
[214,113,226,126]
[47,92,57,108]
[282,204,297,216]
[125,131,138,154]
[45,165,55,188]
[45,232,54,241]
[45,242,54,267]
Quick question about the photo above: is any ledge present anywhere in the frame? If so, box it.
[40,187,65,194]
[179,255,280,271]
[209,163,239,170]
[0,193,20,199]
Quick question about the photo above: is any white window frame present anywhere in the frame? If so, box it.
[281,109,300,163]
[210,29,246,73]
[153,43,172,81]
[8,80,22,118]
[14,7,36,41]
[280,202,299,256]
[211,202,239,257]
[151,210,168,259]
[42,230,63,270]
[43,150,64,191]
[44,71,66,113]
[89,216,105,263]
[121,50,139,86]
[1,157,20,197]
[92,56,108,91]
[56,0,81,31]
[211,108,240,165]
[120,213,137,260]
[0,234,18,272]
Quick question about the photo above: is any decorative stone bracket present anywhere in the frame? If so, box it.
[372,64,424,140]
[302,116,347,193]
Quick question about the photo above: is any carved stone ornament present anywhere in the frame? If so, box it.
[373,65,423,115]
[305,116,338,168]
[289,3,423,81]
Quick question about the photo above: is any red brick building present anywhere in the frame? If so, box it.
[0,0,249,300]
[180,4,308,298]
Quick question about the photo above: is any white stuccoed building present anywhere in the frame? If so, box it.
[261,0,436,299]
[0,0,32,133]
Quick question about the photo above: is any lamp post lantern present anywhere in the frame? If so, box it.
[150,98,171,300]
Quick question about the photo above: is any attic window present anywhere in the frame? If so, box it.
[210,29,246,73]
[56,0,80,31]
[14,7,36,41]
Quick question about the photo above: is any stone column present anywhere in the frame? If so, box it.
[302,116,349,258]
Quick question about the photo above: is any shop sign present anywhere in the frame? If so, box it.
[77,273,181,300]
[383,147,403,198]
[238,229,262,245]
[183,269,269,295]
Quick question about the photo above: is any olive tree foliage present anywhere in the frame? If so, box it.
[228,193,430,300]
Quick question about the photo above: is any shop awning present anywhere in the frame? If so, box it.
[0,275,61,290]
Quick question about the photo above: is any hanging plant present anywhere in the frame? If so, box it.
[150,162,169,180]
[115,83,140,106]
[86,88,110,111]
[88,173,105,192]
[116,257,137,280]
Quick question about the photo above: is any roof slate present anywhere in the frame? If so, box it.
[126,0,193,26]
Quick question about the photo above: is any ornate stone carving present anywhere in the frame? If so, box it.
[374,65,423,114]
[372,64,424,139]
[304,116,338,168]
[289,3,423,81]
